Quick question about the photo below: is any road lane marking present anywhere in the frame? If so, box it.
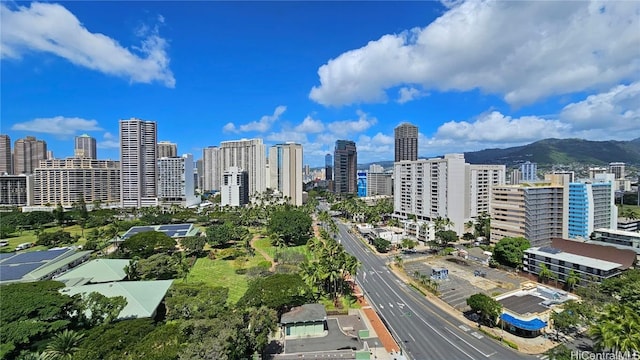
[444,328,494,358]
[389,303,394,308]
[458,325,471,332]
[471,332,484,339]
[408,333,416,342]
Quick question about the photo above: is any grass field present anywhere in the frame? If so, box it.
[253,237,313,261]
[1,224,88,253]
[176,251,268,304]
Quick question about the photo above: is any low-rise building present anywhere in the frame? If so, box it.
[281,303,327,339]
[523,238,636,286]
[590,228,640,255]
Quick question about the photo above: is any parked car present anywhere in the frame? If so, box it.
[15,242,34,251]
[0,240,9,247]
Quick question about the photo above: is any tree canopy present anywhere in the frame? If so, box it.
[0,281,77,358]
[267,207,312,246]
[119,231,176,258]
[466,293,502,327]
[238,273,311,315]
[492,237,530,269]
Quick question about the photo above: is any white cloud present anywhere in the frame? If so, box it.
[397,87,426,104]
[224,106,286,133]
[326,110,377,138]
[310,0,640,106]
[560,82,640,132]
[11,116,102,136]
[97,132,119,149]
[265,130,308,144]
[295,116,325,133]
[420,81,640,156]
[436,111,570,143]
[1,2,175,87]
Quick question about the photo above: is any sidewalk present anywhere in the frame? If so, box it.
[353,282,402,358]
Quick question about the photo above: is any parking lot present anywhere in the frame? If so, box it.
[404,255,524,311]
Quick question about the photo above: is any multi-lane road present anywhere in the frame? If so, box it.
[334,220,535,360]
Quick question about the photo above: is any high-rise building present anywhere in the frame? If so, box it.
[34,158,120,207]
[520,161,537,182]
[394,123,418,162]
[74,134,97,159]
[195,159,203,190]
[157,141,178,158]
[334,140,357,195]
[367,172,392,197]
[325,153,333,181]
[509,169,522,185]
[221,166,249,207]
[588,167,608,179]
[357,171,367,197]
[119,118,158,207]
[567,174,617,239]
[394,154,505,235]
[490,175,569,247]
[202,146,220,192]
[13,136,47,175]
[157,154,199,207]
[269,143,303,206]
[608,162,625,180]
[219,139,266,196]
[0,134,12,175]
[0,175,34,206]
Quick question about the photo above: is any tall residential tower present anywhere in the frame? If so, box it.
[74,134,97,159]
[394,123,418,162]
[269,143,303,206]
[119,118,158,207]
[0,134,11,174]
[334,140,357,195]
[13,136,47,175]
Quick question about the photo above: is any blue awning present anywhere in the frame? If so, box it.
[500,313,547,331]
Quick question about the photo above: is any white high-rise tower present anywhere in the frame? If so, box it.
[120,118,158,207]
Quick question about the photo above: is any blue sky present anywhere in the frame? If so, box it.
[2,1,639,167]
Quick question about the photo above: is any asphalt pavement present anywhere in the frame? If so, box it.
[335,220,537,360]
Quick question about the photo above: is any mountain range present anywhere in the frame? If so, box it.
[357,138,640,170]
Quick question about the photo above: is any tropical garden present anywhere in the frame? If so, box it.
[0,192,370,359]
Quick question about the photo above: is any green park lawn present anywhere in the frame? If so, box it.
[177,251,268,304]
[1,224,88,253]
[253,237,313,261]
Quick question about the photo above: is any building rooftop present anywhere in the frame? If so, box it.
[61,280,174,319]
[594,227,640,238]
[526,246,622,271]
[56,259,130,285]
[281,303,327,324]
[498,294,548,316]
[0,248,90,284]
[120,223,197,240]
[551,238,636,270]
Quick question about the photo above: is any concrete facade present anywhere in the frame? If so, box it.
[120,118,158,208]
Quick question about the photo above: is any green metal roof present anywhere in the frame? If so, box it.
[24,251,92,281]
[56,259,130,284]
[60,280,173,319]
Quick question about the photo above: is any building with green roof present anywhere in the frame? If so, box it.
[55,259,130,286]
[60,280,173,319]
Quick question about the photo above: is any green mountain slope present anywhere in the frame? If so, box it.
[464,138,640,166]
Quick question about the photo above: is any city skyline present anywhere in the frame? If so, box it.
[2,1,639,167]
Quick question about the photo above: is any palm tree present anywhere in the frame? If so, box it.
[41,330,84,360]
[590,304,640,353]
[538,264,553,284]
[394,255,404,269]
[565,270,580,291]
